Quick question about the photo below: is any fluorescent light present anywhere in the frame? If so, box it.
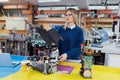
[0,0,9,2]
[107,6,118,9]
[38,0,60,2]
[89,6,105,10]
[89,5,119,10]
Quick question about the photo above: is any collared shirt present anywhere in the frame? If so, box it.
[67,24,76,29]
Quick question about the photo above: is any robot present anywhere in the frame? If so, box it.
[80,47,94,78]
[26,25,61,74]
[27,47,59,74]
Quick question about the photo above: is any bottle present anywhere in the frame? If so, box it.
[20,60,27,72]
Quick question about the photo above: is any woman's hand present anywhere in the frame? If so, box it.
[58,53,67,62]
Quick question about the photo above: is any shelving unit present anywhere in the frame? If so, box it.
[33,10,66,30]
[86,17,113,28]
[79,10,114,29]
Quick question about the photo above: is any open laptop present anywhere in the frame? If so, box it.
[0,53,20,67]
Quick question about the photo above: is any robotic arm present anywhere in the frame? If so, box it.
[91,27,104,39]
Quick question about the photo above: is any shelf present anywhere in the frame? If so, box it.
[34,17,65,30]
[3,4,28,10]
[86,22,112,25]
[86,18,113,23]
[86,17,113,27]
[91,24,112,28]
[36,10,65,14]
[34,17,65,22]
[0,28,10,34]
[0,16,28,21]
[9,30,26,35]
[34,17,65,25]
[0,20,5,24]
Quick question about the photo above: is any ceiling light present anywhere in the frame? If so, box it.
[0,0,9,2]
[89,6,106,10]
[107,6,118,10]
[38,0,61,3]
[89,5,119,10]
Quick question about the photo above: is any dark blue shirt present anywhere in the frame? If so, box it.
[58,26,84,60]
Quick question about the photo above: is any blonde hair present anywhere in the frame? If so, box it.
[64,8,78,29]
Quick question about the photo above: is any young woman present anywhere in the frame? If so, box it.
[58,8,84,61]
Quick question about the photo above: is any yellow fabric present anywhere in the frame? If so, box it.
[0,62,120,80]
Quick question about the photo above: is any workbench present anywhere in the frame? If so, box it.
[0,55,120,80]
[88,42,120,68]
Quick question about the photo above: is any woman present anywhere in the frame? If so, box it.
[58,8,84,61]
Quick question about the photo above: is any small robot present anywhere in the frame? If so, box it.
[27,47,59,74]
[80,48,94,78]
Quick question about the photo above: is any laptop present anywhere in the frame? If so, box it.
[0,53,20,67]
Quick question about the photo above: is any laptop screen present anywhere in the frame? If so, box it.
[0,53,19,67]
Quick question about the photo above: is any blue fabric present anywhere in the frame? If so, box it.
[57,26,84,60]
[0,55,26,78]
[52,25,63,32]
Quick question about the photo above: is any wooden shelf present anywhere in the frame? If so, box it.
[91,24,112,28]
[3,4,28,10]
[34,17,65,23]
[34,17,65,30]
[0,17,28,21]
[86,17,113,27]
[9,30,26,35]
[0,29,26,35]
[0,28,10,34]
[86,22,112,25]
[86,18,113,23]
[36,10,65,14]
[0,20,5,24]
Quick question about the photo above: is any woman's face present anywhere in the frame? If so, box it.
[65,11,74,24]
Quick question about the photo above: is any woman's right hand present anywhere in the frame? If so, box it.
[58,53,67,62]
